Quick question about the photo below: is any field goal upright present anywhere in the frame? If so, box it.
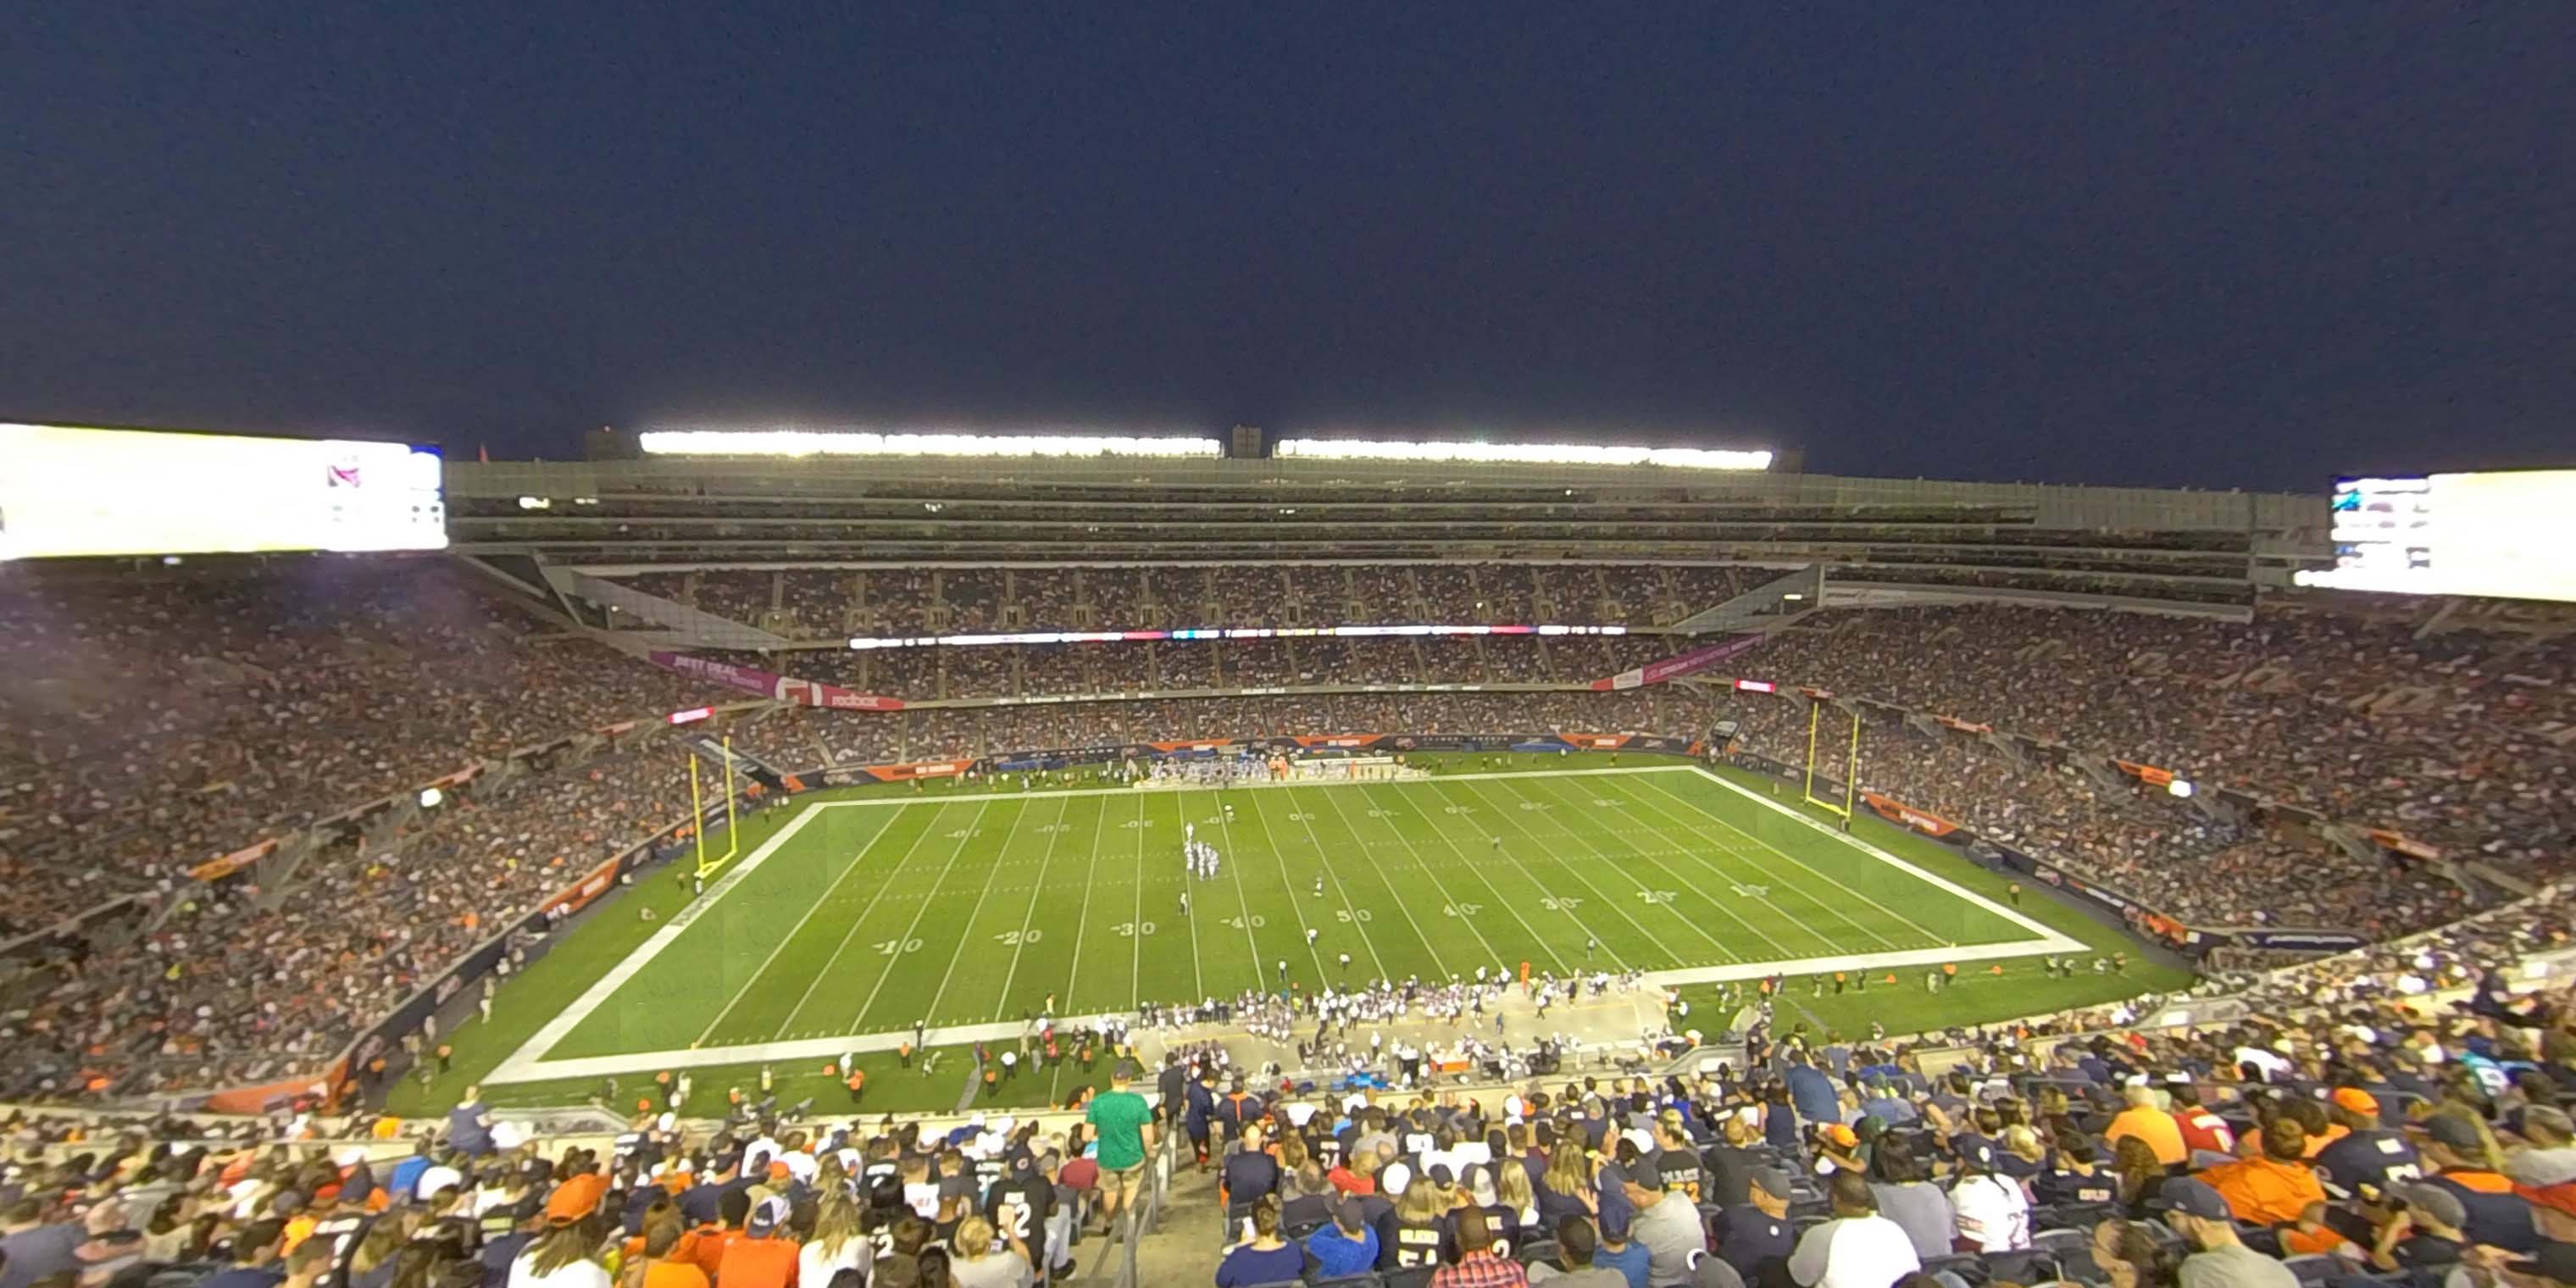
[1802,698,1862,829]
[687,736,741,879]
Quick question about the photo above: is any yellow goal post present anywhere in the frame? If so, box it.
[1801,699,1862,824]
[687,737,741,880]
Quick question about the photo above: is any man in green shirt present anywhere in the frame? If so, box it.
[1085,1063,1159,1236]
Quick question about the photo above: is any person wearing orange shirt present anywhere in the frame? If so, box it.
[2199,1119,2327,1229]
[633,1224,708,1288]
[2104,1086,2189,1169]
[680,1191,752,1280]
[715,1197,800,1288]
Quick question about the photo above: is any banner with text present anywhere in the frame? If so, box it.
[650,651,905,711]
[1590,635,1763,691]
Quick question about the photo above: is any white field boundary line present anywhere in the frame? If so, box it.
[486,763,2076,1085]
[1685,764,2085,952]
[488,803,831,1083]
[486,937,2063,1085]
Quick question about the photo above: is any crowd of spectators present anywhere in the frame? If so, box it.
[1713,699,2470,935]
[608,563,1759,641]
[747,688,1721,773]
[1742,605,2573,902]
[4,876,2568,1288]
[2,732,697,1101]
[0,562,722,941]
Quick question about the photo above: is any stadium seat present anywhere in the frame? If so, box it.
[1515,1239,1561,1269]
[1308,1275,1381,1288]
[2281,1255,2340,1285]
[1381,1267,1436,1288]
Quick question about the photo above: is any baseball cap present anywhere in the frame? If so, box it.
[2390,1184,2468,1230]
[1382,1163,1412,1195]
[2505,1242,2576,1286]
[2147,1178,2232,1221]
[1429,1163,1456,1188]
[746,1196,789,1238]
[2329,1088,2380,1115]
[1624,1158,1664,1190]
[2423,1115,2484,1151]
[1958,1141,1996,1170]
[1335,1198,1368,1230]
[1822,1124,1858,1150]
[1750,1167,1794,1200]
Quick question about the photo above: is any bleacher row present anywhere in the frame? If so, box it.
[602,564,1759,637]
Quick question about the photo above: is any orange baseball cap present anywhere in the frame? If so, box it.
[2330,1088,2380,1115]
[1824,1124,1858,1149]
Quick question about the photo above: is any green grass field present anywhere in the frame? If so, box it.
[390,753,2187,1117]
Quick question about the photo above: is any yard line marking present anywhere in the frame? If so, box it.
[1591,774,1901,952]
[991,797,1074,1019]
[1211,788,1289,991]
[697,807,918,1046]
[1058,791,1113,1015]
[923,799,1031,1022]
[1640,773,1936,945]
[1243,788,1356,984]
[1314,782,1508,975]
[1685,765,2081,948]
[1503,774,1807,958]
[1459,777,1704,964]
[1286,784,1442,982]
[1360,782,1573,977]
[1129,791,1150,1008]
[1170,791,1205,1002]
[763,808,948,1041]
[847,800,996,1032]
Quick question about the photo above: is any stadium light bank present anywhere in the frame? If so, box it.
[1274,438,1774,470]
[635,429,1223,458]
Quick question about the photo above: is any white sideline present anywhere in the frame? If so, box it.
[486,764,2079,1086]
[489,938,2062,1084]
[1685,765,2083,949]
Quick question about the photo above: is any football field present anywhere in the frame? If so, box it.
[483,762,2083,1089]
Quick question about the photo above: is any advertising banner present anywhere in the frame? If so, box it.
[2365,828,2442,861]
[1590,634,1763,691]
[543,857,623,919]
[192,839,275,883]
[649,651,904,711]
[1861,791,1962,837]
[817,758,975,785]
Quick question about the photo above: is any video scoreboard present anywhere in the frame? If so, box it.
[0,422,447,560]
[2296,469,2576,602]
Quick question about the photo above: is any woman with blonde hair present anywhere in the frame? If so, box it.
[946,1213,1034,1288]
[1999,1124,2051,1183]
[1536,1137,1597,1225]
[1495,1158,1539,1228]
[1390,1174,1451,1268]
[800,1191,870,1288]
[510,1215,612,1288]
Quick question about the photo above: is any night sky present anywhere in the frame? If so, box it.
[6,3,2570,491]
